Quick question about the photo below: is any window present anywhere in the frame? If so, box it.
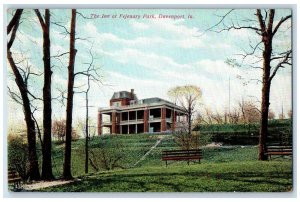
[113,101,121,107]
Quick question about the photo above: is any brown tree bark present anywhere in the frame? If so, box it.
[35,9,55,180]
[85,77,90,174]
[63,9,77,180]
[257,9,274,160]
[7,9,41,181]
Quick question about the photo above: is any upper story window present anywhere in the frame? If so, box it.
[130,100,136,105]
[113,101,121,107]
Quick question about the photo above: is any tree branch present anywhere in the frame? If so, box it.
[8,10,23,50]
[269,50,292,82]
[7,9,23,35]
[272,14,292,36]
[34,9,46,30]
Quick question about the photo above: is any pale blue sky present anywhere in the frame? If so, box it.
[7,9,292,126]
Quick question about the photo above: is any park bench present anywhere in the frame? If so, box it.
[162,149,202,167]
[265,145,292,160]
[8,169,22,190]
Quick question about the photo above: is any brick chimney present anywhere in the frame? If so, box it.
[131,89,134,99]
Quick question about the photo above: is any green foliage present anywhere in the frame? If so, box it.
[88,136,127,171]
[40,160,292,192]
[173,132,200,150]
[194,119,292,145]
[199,132,212,147]
[7,135,28,180]
[49,134,162,177]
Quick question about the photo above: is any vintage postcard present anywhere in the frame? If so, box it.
[6,8,293,193]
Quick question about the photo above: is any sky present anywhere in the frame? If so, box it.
[7,9,292,130]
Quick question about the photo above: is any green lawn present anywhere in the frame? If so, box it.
[38,134,293,192]
[40,160,292,192]
[8,120,293,192]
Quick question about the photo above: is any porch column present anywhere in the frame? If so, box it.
[144,108,149,133]
[135,124,137,134]
[161,107,166,132]
[112,111,116,134]
[97,111,102,136]
[172,110,176,132]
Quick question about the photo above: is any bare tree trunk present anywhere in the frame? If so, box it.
[38,9,55,180]
[257,9,273,160]
[258,42,272,160]
[7,51,41,181]
[85,82,89,174]
[7,9,40,181]
[63,9,77,180]
[188,106,192,136]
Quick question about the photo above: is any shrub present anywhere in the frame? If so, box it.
[88,137,127,171]
[173,132,200,150]
[7,134,28,180]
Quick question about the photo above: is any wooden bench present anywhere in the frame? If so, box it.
[162,149,202,167]
[265,145,292,160]
[8,169,22,190]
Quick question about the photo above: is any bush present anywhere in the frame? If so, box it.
[173,132,198,150]
[88,137,127,171]
[7,134,28,180]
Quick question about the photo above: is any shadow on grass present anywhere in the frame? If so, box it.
[38,167,292,192]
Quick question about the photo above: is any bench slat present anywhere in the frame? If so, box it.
[163,156,201,161]
[8,178,22,183]
[265,145,292,160]
[163,149,201,152]
[162,149,202,167]
[162,152,201,156]
[265,152,292,155]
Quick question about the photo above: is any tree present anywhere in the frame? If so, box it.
[208,9,292,160]
[73,44,102,174]
[211,110,223,124]
[168,85,202,136]
[288,109,292,119]
[35,9,55,180]
[227,107,240,124]
[268,109,275,120]
[63,9,77,180]
[52,119,66,142]
[52,119,79,142]
[279,112,286,120]
[7,9,41,181]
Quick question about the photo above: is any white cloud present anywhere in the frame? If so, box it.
[81,21,209,50]
[129,20,150,30]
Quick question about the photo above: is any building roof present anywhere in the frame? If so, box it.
[111,91,137,100]
[100,96,186,113]
[140,97,174,105]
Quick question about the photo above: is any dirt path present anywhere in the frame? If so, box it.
[23,180,74,191]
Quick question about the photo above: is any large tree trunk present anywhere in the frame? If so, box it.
[7,51,41,181]
[41,9,55,180]
[258,43,272,160]
[258,9,274,160]
[7,9,40,181]
[63,9,77,180]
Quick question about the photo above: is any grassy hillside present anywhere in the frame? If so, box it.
[8,129,292,192]
[49,133,282,178]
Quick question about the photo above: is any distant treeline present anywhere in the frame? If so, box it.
[194,119,292,145]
